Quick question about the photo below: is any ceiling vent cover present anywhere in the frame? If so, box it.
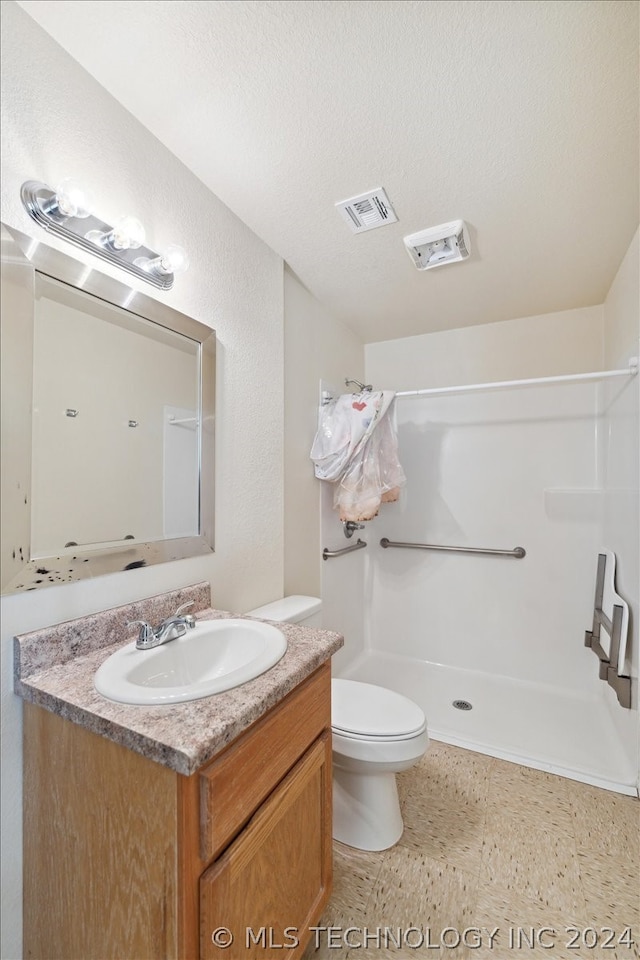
[336,188,398,234]
[404,220,470,270]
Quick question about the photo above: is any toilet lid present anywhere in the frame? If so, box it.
[331,679,426,739]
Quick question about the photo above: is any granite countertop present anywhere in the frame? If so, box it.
[14,582,343,776]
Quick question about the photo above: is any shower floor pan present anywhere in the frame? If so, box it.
[340,651,637,796]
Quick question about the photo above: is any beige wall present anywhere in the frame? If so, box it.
[283,266,364,596]
[604,228,639,370]
[365,304,604,390]
[1,4,283,956]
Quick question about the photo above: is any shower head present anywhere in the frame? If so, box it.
[345,378,373,392]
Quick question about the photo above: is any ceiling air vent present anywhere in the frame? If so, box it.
[335,188,398,234]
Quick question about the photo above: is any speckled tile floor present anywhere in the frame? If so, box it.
[306,741,639,959]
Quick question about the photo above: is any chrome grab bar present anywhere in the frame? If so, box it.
[380,538,526,559]
[323,538,367,560]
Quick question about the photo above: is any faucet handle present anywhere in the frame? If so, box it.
[174,601,196,628]
[127,619,155,646]
[174,601,194,616]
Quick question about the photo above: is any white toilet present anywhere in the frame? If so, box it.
[331,678,428,850]
[246,595,429,852]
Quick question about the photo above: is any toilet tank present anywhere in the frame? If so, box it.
[245,595,322,627]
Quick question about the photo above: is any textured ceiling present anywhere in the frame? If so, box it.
[16,0,640,342]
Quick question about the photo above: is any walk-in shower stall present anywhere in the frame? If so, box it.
[322,359,639,795]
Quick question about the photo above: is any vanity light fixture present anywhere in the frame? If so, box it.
[20,179,189,290]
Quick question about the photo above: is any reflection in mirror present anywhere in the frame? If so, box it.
[0,224,215,595]
[32,275,200,551]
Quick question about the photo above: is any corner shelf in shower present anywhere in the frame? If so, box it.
[544,488,604,522]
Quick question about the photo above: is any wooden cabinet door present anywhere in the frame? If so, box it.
[200,733,332,959]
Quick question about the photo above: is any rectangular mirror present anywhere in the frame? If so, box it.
[1,224,215,594]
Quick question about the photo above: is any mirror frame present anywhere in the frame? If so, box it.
[1,223,215,595]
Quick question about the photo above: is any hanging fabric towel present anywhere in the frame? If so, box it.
[310,390,406,521]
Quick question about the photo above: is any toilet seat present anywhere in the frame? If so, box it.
[333,726,426,743]
[332,678,426,741]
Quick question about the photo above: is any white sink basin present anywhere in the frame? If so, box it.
[94,618,287,705]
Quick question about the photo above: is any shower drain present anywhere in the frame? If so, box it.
[452,699,473,711]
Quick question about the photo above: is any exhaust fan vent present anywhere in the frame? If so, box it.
[404,220,470,270]
[336,188,398,234]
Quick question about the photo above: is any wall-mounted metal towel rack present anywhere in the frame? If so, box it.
[323,538,367,560]
[380,538,526,559]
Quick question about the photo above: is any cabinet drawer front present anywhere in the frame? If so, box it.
[200,735,332,959]
[199,663,330,862]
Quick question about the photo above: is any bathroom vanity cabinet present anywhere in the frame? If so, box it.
[23,663,332,960]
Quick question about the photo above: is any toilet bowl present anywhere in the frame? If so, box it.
[331,678,428,851]
[245,596,429,852]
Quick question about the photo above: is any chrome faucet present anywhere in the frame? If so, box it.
[128,601,197,650]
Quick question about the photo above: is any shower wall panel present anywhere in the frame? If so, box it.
[365,382,603,694]
[318,407,367,675]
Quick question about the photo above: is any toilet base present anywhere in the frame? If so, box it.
[333,767,404,851]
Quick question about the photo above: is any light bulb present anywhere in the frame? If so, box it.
[428,238,452,263]
[158,244,189,275]
[134,244,189,280]
[44,178,94,219]
[86,216,146,252]
[108,216,146,250]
